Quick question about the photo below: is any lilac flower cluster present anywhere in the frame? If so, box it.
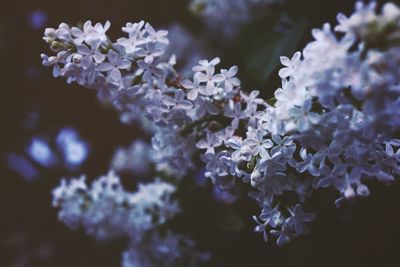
[42,18,267,177]
[42,1,400,247]
[52,172,207,266]
[52,172,179,241]
[250,1,400,244]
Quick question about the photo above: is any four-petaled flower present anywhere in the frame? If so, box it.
[221,66,240,92]
[98,50,131,83]
[278,51,301,79]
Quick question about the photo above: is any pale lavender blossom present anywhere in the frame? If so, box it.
[98,50,131,83]
[194,65,224,95]
[278,51,301,79]
[221,66,240,92]
[196,132,223,155]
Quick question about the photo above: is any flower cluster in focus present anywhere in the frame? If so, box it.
[42,1,400,251]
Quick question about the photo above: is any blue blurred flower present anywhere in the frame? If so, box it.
[6,153,39,182]
[28,10,48,30]
[56,127,90,169]
[26,137,57,167]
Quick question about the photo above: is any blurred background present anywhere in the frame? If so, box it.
[1,0,400,266]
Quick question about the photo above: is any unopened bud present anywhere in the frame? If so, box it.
[50,41,67,52]
[344,187,355,199]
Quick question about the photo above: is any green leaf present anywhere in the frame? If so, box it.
[241,17,307,84]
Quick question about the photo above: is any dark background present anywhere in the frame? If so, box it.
[1,0,400,266]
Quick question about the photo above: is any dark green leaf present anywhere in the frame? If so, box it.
[241,16,307,84]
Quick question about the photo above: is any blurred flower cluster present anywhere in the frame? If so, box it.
[190,0,284,37]
[39,1,400,265]
[52,172,208,266]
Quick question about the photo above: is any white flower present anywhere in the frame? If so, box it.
[192,57,220,72]
[221,66,240,92]
[118,21,146,54]
[194,65,224,95]
[242,127,273,158]
[98,50,131,83]
[278,51,301,79]
[145,23,169,45]
[196,132,223,155]
[71,20,110,45]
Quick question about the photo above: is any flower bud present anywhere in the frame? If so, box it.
[344,187,356,200]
